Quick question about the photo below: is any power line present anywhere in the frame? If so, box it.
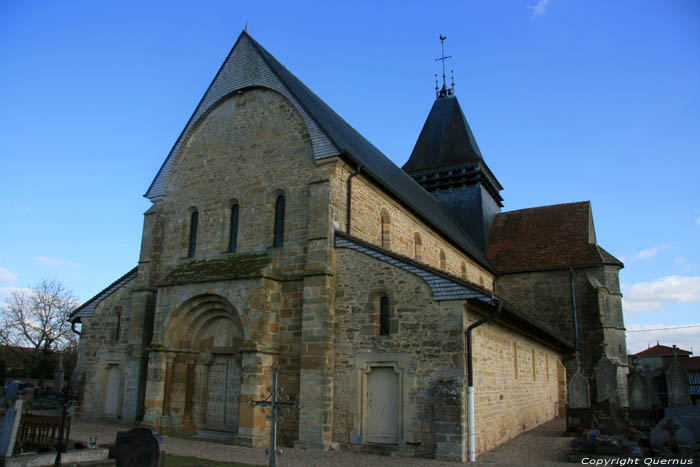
[627,324,700,333]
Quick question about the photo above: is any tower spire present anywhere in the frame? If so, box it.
[434,34,453,98]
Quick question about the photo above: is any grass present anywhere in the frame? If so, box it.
[164,454,262,467]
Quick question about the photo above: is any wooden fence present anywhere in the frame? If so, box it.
[14,414,71,453]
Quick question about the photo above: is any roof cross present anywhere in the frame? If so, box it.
[435,34,453,98]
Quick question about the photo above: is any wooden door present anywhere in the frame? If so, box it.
[104,365,120,417]
[204,354,240,431]
[366,366,399,444]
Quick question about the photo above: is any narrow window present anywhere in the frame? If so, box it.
[379,296,390,336]
[113,306,122,342]
[229,204,239,252]
[380,210,391,249]
[460,262,467,280]
[414,233,422,261]
[513,342,518,379]
[273,195,285,247]
[532,348,536,380]
[546,354,550,381]
[188,210,198,257]
[439,249,446,269]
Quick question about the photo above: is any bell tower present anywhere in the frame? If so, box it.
[402,35,503,253]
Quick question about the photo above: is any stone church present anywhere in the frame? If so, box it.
[70,31,626,461]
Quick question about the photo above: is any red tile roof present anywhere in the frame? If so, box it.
[633,344,692,357]
[486,201,623,273]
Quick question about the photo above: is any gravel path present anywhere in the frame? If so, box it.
[70,417,571,466]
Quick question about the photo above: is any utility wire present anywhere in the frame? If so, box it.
[627,324,700,333]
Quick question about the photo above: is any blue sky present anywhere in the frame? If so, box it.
[1,0,698,354]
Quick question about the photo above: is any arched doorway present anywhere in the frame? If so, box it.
[163,294,244,433]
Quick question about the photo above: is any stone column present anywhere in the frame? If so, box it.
[296,176,336,450]
[235,349,277,447]
[141,350,167,429]
[158,352,176,432]
[181,354,197,435]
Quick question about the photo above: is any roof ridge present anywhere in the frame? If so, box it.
[69,266,138,320]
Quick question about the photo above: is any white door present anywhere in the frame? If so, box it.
[366,366,399,444]
[104,366,120,417]
[204,354,240,431]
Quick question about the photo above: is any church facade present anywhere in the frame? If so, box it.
[70,32,625,461]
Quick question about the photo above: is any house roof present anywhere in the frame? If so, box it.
[69,267,138,322]
[403,95,484,172]
[633,344,693,357]
[144,31,493,273]
[486,201,623,273]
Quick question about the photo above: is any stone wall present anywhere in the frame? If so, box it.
[494,266,627,374]
[333,248,563,459]
[330,161,494,289]
[465,303,561,454]
[75,279,135,418]
[151,87,315,279]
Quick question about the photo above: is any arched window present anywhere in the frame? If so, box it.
[439,249,446,270]
[380,209,391,249]
[229,204,239,252]
[460,262,467,280]
[273,195,285,247]
[188,210,198,257]
[380,296,390,336]
[414,233,422,261]
[113,306,122,342]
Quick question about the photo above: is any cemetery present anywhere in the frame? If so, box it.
[566,349,700,463]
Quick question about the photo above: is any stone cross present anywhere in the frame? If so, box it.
[250,365,299,467]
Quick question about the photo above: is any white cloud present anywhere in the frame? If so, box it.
[35,256,79,268]
[626,322,700,355]
[0,266,18,284]
[622,275,700,312]
[529,0,552,17]
[634,243,671,260]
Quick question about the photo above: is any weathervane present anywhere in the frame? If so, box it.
[435,34,454,98]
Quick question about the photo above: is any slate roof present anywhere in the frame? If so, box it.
[69,267,138,322]
[144,31,492,272]
[486,201,623,273]
[403,95,483,172]
[633,344,692,357]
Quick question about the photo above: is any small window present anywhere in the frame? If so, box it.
[414,233,422,261]
[460,262,467,280]
[229,204,239,252]
[273,196,285,247]
[379,296,390,336]
[513,342,518,379]
[113,306,122,342]
[380,209,391,249]
[439,249,446,269]
[188,210,199,257]
[532,348,536,380]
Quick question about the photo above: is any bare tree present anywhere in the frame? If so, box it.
[1,279,79,382]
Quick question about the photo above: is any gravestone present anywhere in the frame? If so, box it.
[665,406,700,443]
[115,428,164,467]
[567,370,591,409]
[595,356,619,407]
[54,355,64,393]
[665,352,691,408]
[650,416,695,449]
[628,360,651,410]
[0,399,25,458]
